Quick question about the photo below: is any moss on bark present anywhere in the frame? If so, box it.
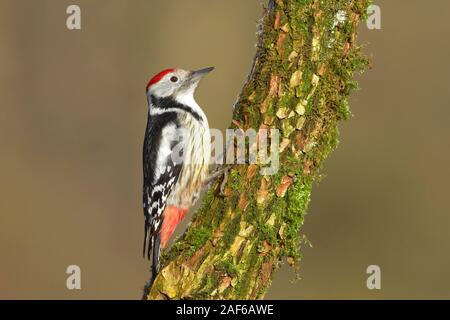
[145,0,370,300]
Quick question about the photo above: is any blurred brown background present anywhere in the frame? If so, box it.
[1,0,449,299]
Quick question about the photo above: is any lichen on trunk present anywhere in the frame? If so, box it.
[145,0,370,300]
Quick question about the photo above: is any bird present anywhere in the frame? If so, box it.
[142,67,214,281]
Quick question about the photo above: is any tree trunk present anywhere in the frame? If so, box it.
[145,0,370,300]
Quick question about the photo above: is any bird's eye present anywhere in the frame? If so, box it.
[170,76,178,83]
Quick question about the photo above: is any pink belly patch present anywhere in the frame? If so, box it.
[160,206,188,248]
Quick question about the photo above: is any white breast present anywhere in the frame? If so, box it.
[168,110,211,209]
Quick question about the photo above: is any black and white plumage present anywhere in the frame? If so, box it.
[142,111,182,263]
[142,67,213,281]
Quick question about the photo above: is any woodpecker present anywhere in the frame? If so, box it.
[142,67,213,280]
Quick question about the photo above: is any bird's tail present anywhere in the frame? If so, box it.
[143,219,161,283]
[151,234,161,280]
[143,219,152,259]
[142,234,160,299]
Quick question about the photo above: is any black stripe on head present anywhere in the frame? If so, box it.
[150,95,203,122]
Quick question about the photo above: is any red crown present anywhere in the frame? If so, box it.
[146,68,176,91]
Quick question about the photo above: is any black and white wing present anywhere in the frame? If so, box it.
[142,112,184,269]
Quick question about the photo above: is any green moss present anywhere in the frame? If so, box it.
[228,168,243,189]
[258,223,278,246]
[196,273,220,299]
[215,259,238,277]
[235,246,261,299]
[283,178,312,259]
[271,197,287,218]
[222,214,241,249]
[184,226,213,255]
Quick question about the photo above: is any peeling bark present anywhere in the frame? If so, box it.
[144,0,370,300]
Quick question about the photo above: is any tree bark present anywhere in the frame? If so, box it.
[145,0,370,300]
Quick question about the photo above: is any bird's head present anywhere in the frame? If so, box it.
[146,67,214,99]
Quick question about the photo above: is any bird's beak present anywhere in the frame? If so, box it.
[190,67,215,81]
